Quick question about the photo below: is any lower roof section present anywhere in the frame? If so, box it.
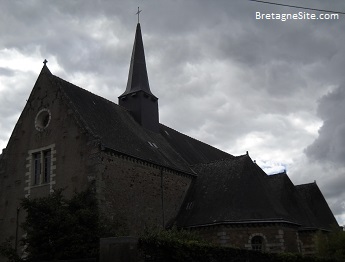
[176,156,339,231]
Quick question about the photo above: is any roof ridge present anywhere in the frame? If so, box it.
[269,171,287,176]
[267,173,289,182]
[295,181,317,187]
[190,155,244,167]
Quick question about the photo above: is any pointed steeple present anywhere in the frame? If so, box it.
[119,23,159,133]
[120,23,156,98]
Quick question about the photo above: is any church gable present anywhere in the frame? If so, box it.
[2,64,102,198]
[0,64,104,248]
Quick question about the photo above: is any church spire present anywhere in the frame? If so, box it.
[120,23,155,98]
[119,22,159,133]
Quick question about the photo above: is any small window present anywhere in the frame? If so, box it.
[32,149,51,185]
[35,109,51,131]
[251,236,264,251]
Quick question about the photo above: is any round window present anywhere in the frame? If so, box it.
[35,109,51,131]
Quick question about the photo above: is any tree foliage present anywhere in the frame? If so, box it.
[21,188,100,261]
[315,227,345,261]
[139,228,339,262]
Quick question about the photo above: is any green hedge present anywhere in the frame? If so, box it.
[138,229,339,262]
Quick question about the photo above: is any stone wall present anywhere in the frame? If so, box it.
[298,230,317,255]
[195,223,301,253]
[98,151,192,235]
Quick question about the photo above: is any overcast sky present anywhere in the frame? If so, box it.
[1,0,344,225]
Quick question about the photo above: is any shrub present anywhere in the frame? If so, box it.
[139,228,340,262]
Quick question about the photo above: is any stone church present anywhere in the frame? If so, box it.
[0,22,339,258]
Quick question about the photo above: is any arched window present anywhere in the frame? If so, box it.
[251,235,264,251]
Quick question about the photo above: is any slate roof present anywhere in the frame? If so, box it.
[160,124,234,166]
[176,155,288,227]
[265,173,315,227]
[296,183,339,230]
[176,157,339,230]
[42,67,232,175]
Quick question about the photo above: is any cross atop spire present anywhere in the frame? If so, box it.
[43,59,48,66]
[136,7,142,23]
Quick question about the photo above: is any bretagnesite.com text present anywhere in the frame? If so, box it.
[256,11,339,22]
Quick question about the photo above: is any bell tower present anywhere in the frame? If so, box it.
[118,23,159,133]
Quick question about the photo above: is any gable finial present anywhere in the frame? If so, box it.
[136,7,142,23]
[43,59,48,66]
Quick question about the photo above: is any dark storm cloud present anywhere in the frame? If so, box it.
[302,83,345,220]
[0,1,133,76]
[305,85,345,165]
